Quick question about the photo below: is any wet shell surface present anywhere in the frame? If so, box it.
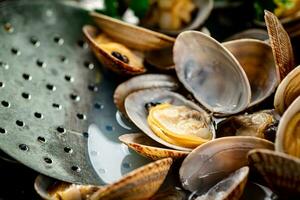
[275,95,300,157]
[248,149,300,195]
[90,158,173,200]
[124,88,215,151]
[195,167,249,200]
[223,39,278,107]
[274,65,300,115]
[119,133,189,160]
[216,110,278,140]
[114,74,179,115]
[174,31,251,116]
[265,10,295,81]
[179,136,274,193]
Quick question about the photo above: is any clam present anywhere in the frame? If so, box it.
[274,65,300,115]
[35,158,172,200]
[174,31,251,116]
[223,39,279,106]
[90,158,173,200]
[142,0,214,36]
[216,110,279,141]
[248,149,300,196]
[83,12,175,75]
[179,136,274,193]
[265,10,295,81]
[124,88,215,151]
[195,167,249,200]
[275,95,300,157]
[119,133,189,160]
[114,74,179,116]
[225,29,269,42]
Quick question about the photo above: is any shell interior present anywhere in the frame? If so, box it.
[124,89,215,151]
[223,39,278,107]
[174,31,251,116]
[179,136,274,192]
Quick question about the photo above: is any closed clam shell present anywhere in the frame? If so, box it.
[179,136,274,193]
[274,65,300,115]
[114,74,179,115]
[90,158,173,200]
[265,10,295,81]
[248,149,300,195]
[174,31,251,116]
[196,167,249,200]
[223,39,278,107]
[275,95,300,157]
[124,89,215,151]
[119,133,189,160]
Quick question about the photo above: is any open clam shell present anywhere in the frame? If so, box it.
[174,31,251,116]
[114,74,179,116]
[274,65,300,115]
[196,167,249,200]
[265,10,295,81]
[275,95,300,157]
[119,133,189,160]
[248,149,300,195]
[223,39,278,107]
[83,12,175,75]
[90,158,173,200]
[179,136,274,193]
[124,88,215,151]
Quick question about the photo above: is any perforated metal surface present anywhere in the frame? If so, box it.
[0,0,148,185]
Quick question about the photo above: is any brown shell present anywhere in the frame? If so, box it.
[264,10,295,81]
[114,74,179,115]
[119,133,189,160]
[248,149,300,195]
[90,158,173,200]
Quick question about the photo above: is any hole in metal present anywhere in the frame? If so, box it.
[22,73,32,81]
[11,48,21,55]
[64,75,74,82]
[0,82,3,88]
[60,56,68,63]
[57,127,66,134]
[77,40,88,49]
[70,93,80,102]
[83,132,89,138]
[98,168,106,174]
[0,61,9,69]
[30,36,40,47]
[21,92,30,99]
[71,165,81,172]
[19,144,29,151]
[64,147,73,153]
[52,103,62,109]
[1,101,10,107]
[37,136,46,143]
[84,61,94,70]
[46,84,56,91]
[16,120,25,127]
[0,127,6,134]
[34,112,43,119]
[44,157,52,164]
[94,102,104,110]
[76,113,86,120]
[54,36,64,45]
[36,59,46,68]
[106,125,114,131]
[3,22,14,33]
[122,162,131,169]
[88,84,98,92]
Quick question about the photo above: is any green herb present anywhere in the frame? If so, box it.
[254,0,276,21]
[129,0,150,18]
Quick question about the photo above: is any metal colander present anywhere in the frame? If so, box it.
[0,0,149,185]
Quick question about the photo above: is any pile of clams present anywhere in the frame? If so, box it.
[35,10,300,200]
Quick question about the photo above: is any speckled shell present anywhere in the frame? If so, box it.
[119,133,189,160]
[248,149,300,195]
[90,158,173,200]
